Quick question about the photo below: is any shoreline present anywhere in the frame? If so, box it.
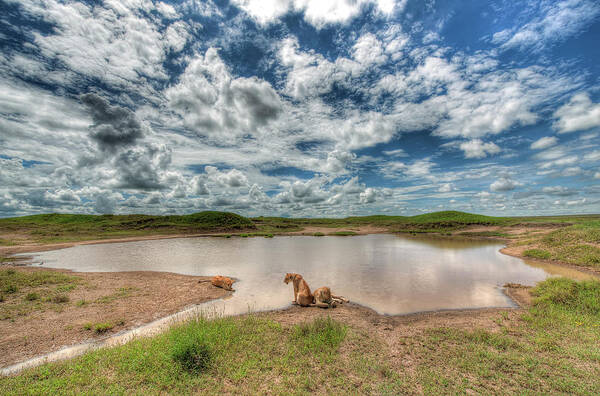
[3,225,597,276]
[1,227,597,375]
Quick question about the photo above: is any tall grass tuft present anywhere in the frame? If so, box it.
[170,320,214,373]
[291,316,347,353]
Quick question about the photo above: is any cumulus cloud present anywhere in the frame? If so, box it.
[80,93,143,151]
[530,136,558,150]
[231,0,401,28]
[459,139,501,159]
[94,193,117,214]
[490,177,522,192]
[205,166,248,188]
[359,188,376,204]
[553,93,600,133]
[166,48,282,142]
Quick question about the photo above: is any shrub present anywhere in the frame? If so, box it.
[313,232,325,237]
[24,292,39,301]
[83,322,93,330]
[171,336,213,373]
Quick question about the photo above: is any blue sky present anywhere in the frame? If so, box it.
[0,0,599,218]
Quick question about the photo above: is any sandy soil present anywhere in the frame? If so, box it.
[0,266,231,368]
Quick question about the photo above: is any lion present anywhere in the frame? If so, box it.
[210,275,234,291]
[312,286,349,308]
[283,273,313,307]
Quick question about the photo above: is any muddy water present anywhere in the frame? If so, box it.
[25,234,562,316]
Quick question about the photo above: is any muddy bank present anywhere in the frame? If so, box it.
[0,266,231,368]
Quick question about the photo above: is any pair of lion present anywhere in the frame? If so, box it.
[284,273,348,308]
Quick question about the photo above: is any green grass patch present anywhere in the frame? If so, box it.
[1,315,400,394]
[0,211,256,244]
[290,316,346,353]
[329,231,358,236]
[523,248,552,259]
[522,221,600,268]
[312,232,325,236]
[24,292,39,301]
[94,322,114,334]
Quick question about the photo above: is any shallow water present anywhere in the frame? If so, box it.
[24,234,567,316]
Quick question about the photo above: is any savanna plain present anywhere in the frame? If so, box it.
[0,210,599,394]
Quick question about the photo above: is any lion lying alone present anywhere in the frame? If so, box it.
[284,273,348,308]
[199,275,235,291]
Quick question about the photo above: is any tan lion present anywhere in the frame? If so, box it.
[210,275,234,291]
[312,286,349,308]
[283,273,313,306]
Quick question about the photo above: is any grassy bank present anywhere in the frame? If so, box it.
[2,210,599,270]
[0,211,255,245]
[2,278,599,394]
[521,221,600,269]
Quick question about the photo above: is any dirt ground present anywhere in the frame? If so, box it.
[0,266,230,368]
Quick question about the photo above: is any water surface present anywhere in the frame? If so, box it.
[25,234,564,316]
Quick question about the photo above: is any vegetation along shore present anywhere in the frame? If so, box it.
[1,210,599,394]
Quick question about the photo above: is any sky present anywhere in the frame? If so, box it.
[0,0,599,218]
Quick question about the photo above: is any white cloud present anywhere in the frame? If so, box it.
[583,150,600,162]
[231,0,402,28]
[359,187,376,204]
[437,183,454,193]
[553,93,600,133]
[166,48,283,142]
[352,33,387,65]
[491,0,600,52]
[459,139,501,159]
[530,136,558,150]
[205,166,248,188]
[490,177,522,192]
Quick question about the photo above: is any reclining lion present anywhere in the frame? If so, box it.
[199,275,235,291]
[312,286,349,308]
[284,273,348,308]
[283,273,313,306]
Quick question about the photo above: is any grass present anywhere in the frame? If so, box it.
[1,315,398,394]
[523,248,552,259]
[0,211,256,245]
[0,268,79,320]
[1,278,599,394]
[519,221,600,268]
[94,322,114,334]
[328,231,357,236]
[95,286,137,304]
[24,292,39,301]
